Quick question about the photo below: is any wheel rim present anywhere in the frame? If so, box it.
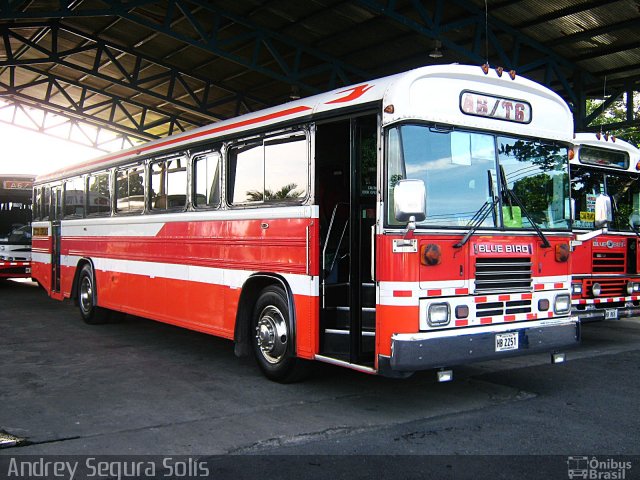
[79,275,94,315]
[255,305,288,364]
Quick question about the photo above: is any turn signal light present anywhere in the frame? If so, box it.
[455,305,469,319]
[421,244,442,266]
[568,148,575,160]
[555,243,570,262]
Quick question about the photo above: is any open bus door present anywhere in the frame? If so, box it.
[50,185,62,293]
[317,114,378,368]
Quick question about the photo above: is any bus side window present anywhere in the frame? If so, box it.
[63,176,85,218]
[116,165,145,214]
[33,187,41,221]
[43,186,51,221]
[193,152,221,208]
[150,156,187,211]
[87,172,111,216]
[264,133,308,203]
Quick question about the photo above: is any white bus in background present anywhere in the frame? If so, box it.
[570,133,640,321]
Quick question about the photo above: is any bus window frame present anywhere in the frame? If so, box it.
[192,147,222,211]
[63,175,87,219]
[148,154,188,214]
[226,128,311,209]
[115,163,146,216]
[86,170,113,218]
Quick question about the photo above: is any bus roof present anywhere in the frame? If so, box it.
[36,63,574,184]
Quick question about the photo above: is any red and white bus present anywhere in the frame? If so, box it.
[0,174,33,279]
[31,64,579,382]
[570,133,640,321]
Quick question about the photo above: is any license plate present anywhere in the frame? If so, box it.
[605,309,618,320]
[495,332,519,352]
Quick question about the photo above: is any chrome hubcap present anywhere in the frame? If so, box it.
[80,276,93,314]
[255,306,288,364]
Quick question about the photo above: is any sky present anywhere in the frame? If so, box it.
[0,123,104,176]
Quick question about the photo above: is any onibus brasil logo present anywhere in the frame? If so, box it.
[567,456,632,479]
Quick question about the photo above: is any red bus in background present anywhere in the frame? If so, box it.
[570,133,640,321]
[0,174,33,279]
[31,64,580,382]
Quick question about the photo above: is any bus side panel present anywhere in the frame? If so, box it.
[376,304,420,357]
[31,230,52,294]
[293,293,319,360]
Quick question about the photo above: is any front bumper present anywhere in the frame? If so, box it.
[384,318,579,373]
[573,304,640,322]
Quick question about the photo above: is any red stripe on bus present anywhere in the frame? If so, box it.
[455,319,468,327]
[427,289,442,296]
[393,290,412,297]
[504,315,516,322]
[480,317,492,324]
[499,295,510,301]
[534,284,544,291]
[475,296,487,303]
[455,288,469,295]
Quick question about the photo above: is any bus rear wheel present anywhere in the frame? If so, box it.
[251,285,309,383]
[78,264,110,325]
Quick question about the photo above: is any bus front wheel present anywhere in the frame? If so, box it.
[251,285,308,382]
[78,264,109,325]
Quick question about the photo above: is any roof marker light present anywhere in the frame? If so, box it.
[481,63,490,74]
[568,149,575,160]
[495,66,504,77]
[384,104,394,114]
[509,70,516,80]
[596,132,601,140]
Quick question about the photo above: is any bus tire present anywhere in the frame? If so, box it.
[77,264,109,325]
[251,285,309,383]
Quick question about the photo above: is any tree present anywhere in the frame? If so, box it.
[245,183,302,202]
[586,92,640,147]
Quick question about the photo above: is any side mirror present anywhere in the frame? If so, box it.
[394,179,426,227]
[594,194,612,228]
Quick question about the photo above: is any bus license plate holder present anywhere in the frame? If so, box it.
[495,332,518,352]
[605,309,618,320]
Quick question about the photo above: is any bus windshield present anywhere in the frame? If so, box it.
[386,124,570,230]
[571,165,640,232]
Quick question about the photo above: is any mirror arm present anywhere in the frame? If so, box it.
[574,227,608,243]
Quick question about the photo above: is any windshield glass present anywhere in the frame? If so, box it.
[386,124,570,230]
[571,165,640,231]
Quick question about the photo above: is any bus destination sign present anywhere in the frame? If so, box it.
[460,91,531,123]
[2,180,33,190]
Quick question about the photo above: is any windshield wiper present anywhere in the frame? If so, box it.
[499,165,551,248]
[454,170,497,248]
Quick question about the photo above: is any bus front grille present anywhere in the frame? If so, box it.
[592,252,625,273]
[474,257,532,294]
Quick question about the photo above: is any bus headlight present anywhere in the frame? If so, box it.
[571,283,582,295]
[554,294,571,315]
[428,303,450,327]
[592,283,602,297]
[626,282,640,295]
